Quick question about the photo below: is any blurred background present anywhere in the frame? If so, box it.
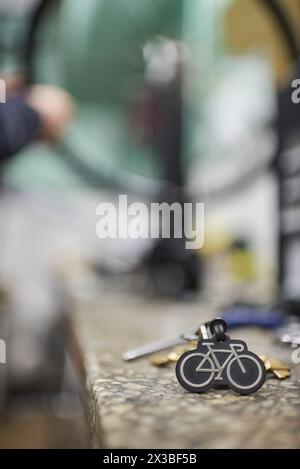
[0,0,300,448]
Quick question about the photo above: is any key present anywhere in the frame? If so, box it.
[273,369,290,380]
[269,358,291,380]
[122,323,210,361]
[150,353,181,367]
[260,356,272,371]
[150,355,173,367]
[268,358,290,371]
[260,356,291,380]
[150,342,197,367]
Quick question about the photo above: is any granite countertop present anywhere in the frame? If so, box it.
[73,291,300,449]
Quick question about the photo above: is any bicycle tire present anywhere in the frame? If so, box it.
[176,352,215,393]
[226,353,266,395]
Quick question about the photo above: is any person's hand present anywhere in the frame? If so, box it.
[26,85,75,141]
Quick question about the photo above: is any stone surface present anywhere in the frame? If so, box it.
[74,291,300,449]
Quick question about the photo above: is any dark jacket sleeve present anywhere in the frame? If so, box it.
[0,97,41,162]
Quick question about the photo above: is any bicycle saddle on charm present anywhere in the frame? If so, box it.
[176,319,266,395]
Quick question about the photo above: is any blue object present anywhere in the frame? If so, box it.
[221,307,284,330]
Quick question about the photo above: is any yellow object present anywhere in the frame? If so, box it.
[225,0,300,87]
[227,249,257,283]
[260,356,291,381]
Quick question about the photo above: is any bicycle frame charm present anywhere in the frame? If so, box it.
[176,319,266,395]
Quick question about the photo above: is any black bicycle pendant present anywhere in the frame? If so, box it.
[176,319,266,395]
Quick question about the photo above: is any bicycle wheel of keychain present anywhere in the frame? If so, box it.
[226,354,266,395]
[176,353,215,393]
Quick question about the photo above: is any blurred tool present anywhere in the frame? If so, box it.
[141,38,201,297]
[276,320,300,346]
[123,336,197,363]
[221,303,284,330]
[123,321,210,362]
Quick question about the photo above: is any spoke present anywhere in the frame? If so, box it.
[236,357,247,374]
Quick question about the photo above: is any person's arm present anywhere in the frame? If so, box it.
[0,96,41,161]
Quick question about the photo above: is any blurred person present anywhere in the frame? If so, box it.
[0,78,75,161]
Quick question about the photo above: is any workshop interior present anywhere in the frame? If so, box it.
[0,0,300,450]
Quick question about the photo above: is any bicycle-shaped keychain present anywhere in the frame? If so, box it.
[176,319,266,395]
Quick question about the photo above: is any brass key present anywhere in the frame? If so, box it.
[150,342,197,367]
[273,369,290,380]
[260,356,291,380]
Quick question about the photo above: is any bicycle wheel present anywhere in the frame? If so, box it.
[226,354,266,395]
[176,352,215,393]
